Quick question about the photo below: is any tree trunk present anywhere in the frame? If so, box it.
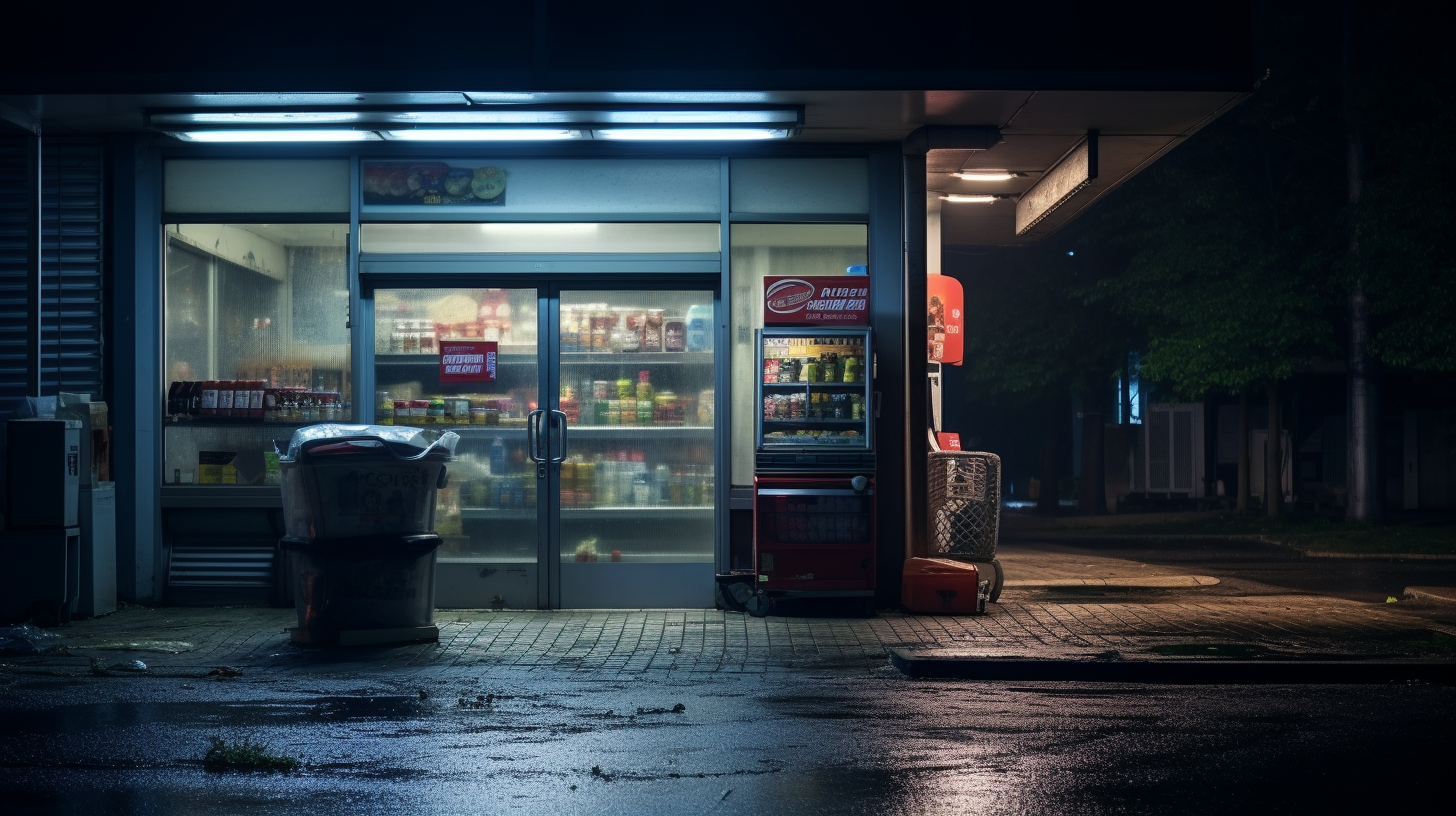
[1078,405,1106,515]
[1267,383,1282,518]
[1347,285,1382,521]
[1236,391,1250,513]
[1038,390,1064,516]
[1343,0,1382,522]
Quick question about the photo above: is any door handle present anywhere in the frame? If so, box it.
[549,409,568,464]
[527,409,546,464]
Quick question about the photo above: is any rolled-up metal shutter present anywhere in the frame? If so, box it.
[0,133,105,419]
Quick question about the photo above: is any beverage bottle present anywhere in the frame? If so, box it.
[167,381,184,416]
[200,381,220,416]
[490,437,507,476]
[686,304,712,352]
[636,370,654,425]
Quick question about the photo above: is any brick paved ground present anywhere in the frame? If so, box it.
[7,545,1451,680]
[12,590,1446,680]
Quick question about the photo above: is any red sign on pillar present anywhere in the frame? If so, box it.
[927,275,964,365]
[439,341,497,383]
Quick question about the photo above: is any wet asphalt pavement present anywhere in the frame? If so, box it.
[2,668,1454,815]
[3,533,1456,814]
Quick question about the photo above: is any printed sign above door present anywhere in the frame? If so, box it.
[763,276,870,326]
[362,162,506,205]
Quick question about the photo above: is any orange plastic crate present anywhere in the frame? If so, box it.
[901,557,984,614]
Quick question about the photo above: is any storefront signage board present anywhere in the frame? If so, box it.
[440,341,497,383]
[362,161,506,206]
[763,276,870,326]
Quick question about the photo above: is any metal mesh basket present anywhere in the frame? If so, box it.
[927,451,1001,560]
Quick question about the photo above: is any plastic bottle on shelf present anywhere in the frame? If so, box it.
[490,437,507,476]
[636,370,654,425]
[686,304,712,352]
[654,464,670,504]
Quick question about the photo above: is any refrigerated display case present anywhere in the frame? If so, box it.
[371,285,718,610]
[162,225,352,489]
[755,328,874,471]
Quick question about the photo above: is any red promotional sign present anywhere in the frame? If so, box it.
[439,341,497,383]
[763,276,870,326]
[927,274,964,365]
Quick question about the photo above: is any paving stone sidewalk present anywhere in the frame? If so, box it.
[6,547,1452,679]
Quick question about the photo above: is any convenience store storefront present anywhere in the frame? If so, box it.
[0,5,1253,611]
[158,150,903,609]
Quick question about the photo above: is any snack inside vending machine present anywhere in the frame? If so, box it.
[745,272,876,616]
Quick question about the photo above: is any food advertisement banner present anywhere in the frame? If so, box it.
[927,274,964,365]
[363,161,506,205]
[763,276,870,326]
[439,341,497,383]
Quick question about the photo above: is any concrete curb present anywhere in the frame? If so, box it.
[1007,531,1456,561]
[1405,586,1456,606]
[888,648,1456,684]
[1005,575,1221,589]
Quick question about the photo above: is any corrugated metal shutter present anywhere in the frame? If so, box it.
[41,138,105,400]
[0,134,105,421]
[0,132,33,419]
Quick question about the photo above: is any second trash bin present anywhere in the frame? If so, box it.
[278,424,459,646]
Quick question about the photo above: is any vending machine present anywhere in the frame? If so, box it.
[750,316,877,616]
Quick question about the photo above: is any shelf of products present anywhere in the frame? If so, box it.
[755,329,873,453]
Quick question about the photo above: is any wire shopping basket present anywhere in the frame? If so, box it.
[927,451,1001,561]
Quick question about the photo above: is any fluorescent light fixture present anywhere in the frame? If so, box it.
[150,106,801,142]
[601,109,800,125]
[939,194,1000,203]
[384,128,580,141]
[951,170,1024,181]
[168,129,380,143]
[1016,132,1098,236]
[595,127,788,141]
[153,111,366,125]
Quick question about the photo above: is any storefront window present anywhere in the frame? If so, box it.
[162,224,351,485]
[729,224,867,485]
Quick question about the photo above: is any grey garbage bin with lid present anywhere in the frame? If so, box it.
[277,424,459,646]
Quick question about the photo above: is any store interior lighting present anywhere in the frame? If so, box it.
[938,194,1009,203]
[149,107,802,143]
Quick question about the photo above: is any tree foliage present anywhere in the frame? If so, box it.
[950,243,1129,404]
[1074,3,1348,400]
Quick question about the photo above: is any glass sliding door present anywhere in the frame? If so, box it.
[551,288,717,608]
[373,286,543,610]
[371,281,717,609]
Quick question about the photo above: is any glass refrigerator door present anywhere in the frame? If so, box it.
[756,329,872,465]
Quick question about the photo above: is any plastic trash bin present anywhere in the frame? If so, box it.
[277,424,458,645]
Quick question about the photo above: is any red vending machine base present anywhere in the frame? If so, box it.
[752,474,875,610]
[901,557,986,615]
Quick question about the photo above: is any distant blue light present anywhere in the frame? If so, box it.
[1066,251,1075,256]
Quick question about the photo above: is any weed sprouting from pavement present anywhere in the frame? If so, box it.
[202,735,300,772]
